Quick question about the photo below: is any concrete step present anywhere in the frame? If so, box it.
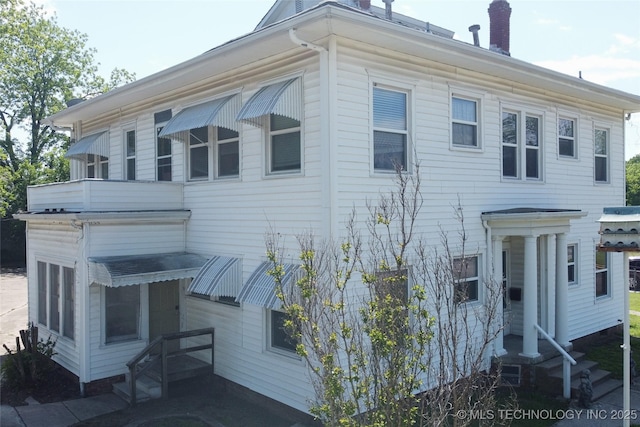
[112,381,151,404]
[536,351,585,372]
[587,378,623,401]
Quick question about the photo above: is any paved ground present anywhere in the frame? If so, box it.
[0,268,28,352]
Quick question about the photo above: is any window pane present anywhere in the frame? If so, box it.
[127,158,135,180]
[157,136,171,157]
[106,286,140,343]
[526,148,539,179]
[271,132,301,171]
[101,161,109,179]
[157,158,172,181]
[190,127,208,145]
[190,145,209,178]
[218,141,239,177]
[271,311,297,352]
[568,265,575,283]
[126,131,136,156]
[270,115,299,132]
[217,127,239,141]
[87,164,95,179]
[595,157,607,182]
[502,146,517,177]
[595,129,607,155]
[452,123,477,147]
[559,138,574,157]
[49,264,60,332]
[452,97,477,122]
[525,116,539,147]
[38,261,47,325]
[373,87,407,130]
[596,271,608,297]
[559,118,574,137]
[63,267,74,340]
[502,112,517,145]
[596,251,607,269]
[374,131,406,171]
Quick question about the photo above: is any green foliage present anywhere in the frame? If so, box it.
[627,155,640,206]
[1,323,57,390]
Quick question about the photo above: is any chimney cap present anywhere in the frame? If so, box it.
[468,24,481,32]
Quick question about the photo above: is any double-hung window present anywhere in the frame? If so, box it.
[155,109,173,182]
[37,261,75,340]
[502,109,542,181]
[125,129,136,180]
[217,127,240,178]
[86,154,108,179]
[567,244,577,285]
[595,250,609,298]
[373,86,408,172]
[558,118,576,158]
[269,115,300,173]
[268,310,298,354]
[453,256,479,303]
[452,96,479,148]
[105,285,140,343]
[595,128,609,183]
[189,126,209,180]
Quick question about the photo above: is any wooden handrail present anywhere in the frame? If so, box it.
[127,327,215,406]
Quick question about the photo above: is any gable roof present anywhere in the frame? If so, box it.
[46,1,640,128]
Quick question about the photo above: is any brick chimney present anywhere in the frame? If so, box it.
[488,0,511,56]
[358,0,371,10]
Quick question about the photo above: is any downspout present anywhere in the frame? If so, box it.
[288,29,336,238]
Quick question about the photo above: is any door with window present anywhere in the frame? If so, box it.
[149,280,180,354]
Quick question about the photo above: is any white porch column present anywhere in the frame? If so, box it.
[555,232,570,347]
[492,236,507,356]
[520,234,541,358]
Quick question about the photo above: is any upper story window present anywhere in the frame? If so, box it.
[453,256,479,304]
[558,117,576,158]
[595,250,609,298]
[86,154,109,179]
[37,261,75,340]
[189,126,209,180]
[452,96,479,148]
[373,86,408,172]
[217,127,240,178]
[269,114,300,173]
[595,127,609,183]
[502,109,542,181]
[155,109,173,182]
[125,129,136,180]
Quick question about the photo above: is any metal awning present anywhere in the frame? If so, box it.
[187,256,242,298]
[236,261,299,309]
[158,94,240,141]
[236,78,301,126]
[88,252,207,287]
[65,131,109,159]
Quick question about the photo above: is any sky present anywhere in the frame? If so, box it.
[36,0,640,157]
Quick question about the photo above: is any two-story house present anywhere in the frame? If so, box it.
[17,0,640,413]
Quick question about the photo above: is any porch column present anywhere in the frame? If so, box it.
[520,234,541,358]
[492,236,507,356]
[555,232,570,347]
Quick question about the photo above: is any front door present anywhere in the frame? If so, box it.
[149,280,180,354]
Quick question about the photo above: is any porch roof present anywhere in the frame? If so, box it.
[88,252,207,287]
[481,208,587,236]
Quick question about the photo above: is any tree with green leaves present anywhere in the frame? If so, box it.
[267,165,515,426]
[626,154,640,206]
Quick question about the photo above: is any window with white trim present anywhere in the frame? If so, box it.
[268,114,300,174]
[595,250,609,298]
[217,127,240,178]
[105,285,140,343]
[558,117,576,158]
[155,109,172,182]
[37,261,75,340]
[452,96,479,148]
[189,126,209,180]
[373,85,408,171]
[595,127,609,183]
[453,256,479,303]
[567,244,577,285]
[268,309,298,354]
[125,129,136,180]
[86,154,108,179]
[502,109,542,181]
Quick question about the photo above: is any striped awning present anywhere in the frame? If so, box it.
[159,94,240,141]
[236,261,299,309]
[236,78,301,126]
[88,252,207,287]
[187,256,242,298]
[65,131,109,159]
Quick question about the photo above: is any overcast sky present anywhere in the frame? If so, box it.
[39,0,640,156]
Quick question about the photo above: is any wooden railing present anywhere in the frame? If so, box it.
[126,327,215,406]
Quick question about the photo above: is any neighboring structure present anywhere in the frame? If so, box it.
[16,0,640,412]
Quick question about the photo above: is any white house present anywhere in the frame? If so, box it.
[17,0,640,413]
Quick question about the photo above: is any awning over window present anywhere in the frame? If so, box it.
[158,95,240,141]
[65,131,109,159]
[187,256,242,298]
[236,78,301,126]
[236,261,299,309]
[88,252,207,287]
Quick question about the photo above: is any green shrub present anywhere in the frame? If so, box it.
[1,323,57,390]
